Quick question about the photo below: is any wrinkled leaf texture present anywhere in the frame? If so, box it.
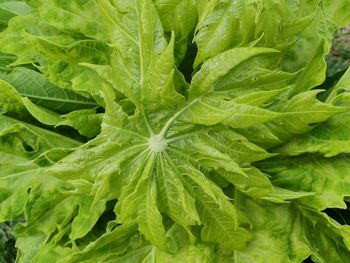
[0,0,350,262]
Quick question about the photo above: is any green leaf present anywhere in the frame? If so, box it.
[58,109,102,138]
[276,112,350,157]
[179,93,280,128]
[155,154,200,228]
[193,0,256,67]
[0,1,32,25]
[1,1,350,262]
[193,0,315,67]
[95,0,184,111]
[281,5,338,93]
[29,0,105,40]
[0,76,102,135]
[322,0,350,27]
[0,52,16,72]
[219,195,350,263]
[0,114,80,222]
[0,79,26,115]
[61,220,138,263]
[277,68,350,157]
[259,155,350,210]
[0,14,51,65]
[328,66,350,106]
[21,97,61,125]
[273,90,344,135]
[155,0,197,64]
[138,174,168,251]
[0,11,111,97]
[238,90,345,148]
[180,165,251,250]
[189,47,278,98]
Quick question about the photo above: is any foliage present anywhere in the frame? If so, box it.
[0,0,350,262]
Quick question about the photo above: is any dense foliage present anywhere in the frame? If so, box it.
[1,0,350,262]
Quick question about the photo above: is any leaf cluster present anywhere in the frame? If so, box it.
[0,1,350,262]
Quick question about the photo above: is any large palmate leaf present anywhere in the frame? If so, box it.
[1,0,350,262]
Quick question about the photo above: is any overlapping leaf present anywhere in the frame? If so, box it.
[1,0,350,262]
[278,67,350,156]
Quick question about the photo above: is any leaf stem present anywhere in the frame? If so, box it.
[142,108,155,136]
[159,98,200,138]
[166,128,209,143]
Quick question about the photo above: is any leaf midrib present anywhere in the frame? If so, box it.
[20,93,97,106]
[163,152,243,245]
